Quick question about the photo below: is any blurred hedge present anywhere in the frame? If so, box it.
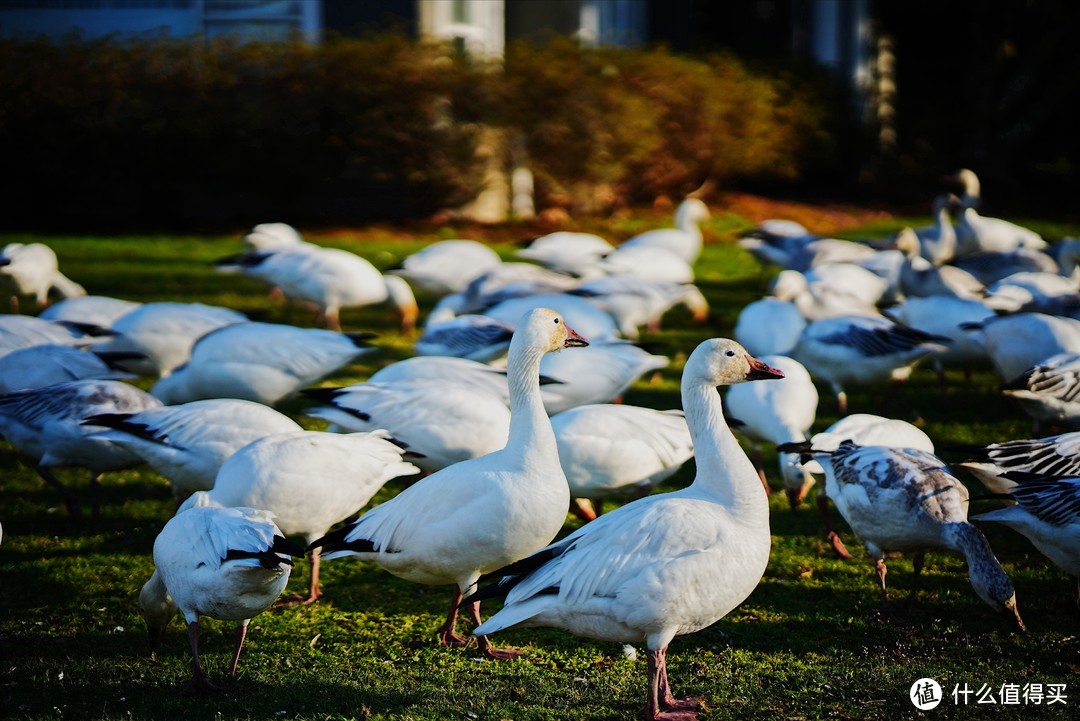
[0,35,836,230]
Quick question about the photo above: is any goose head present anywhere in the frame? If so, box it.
[676,198,711,228]
[944,168,981,208]
[518,307,589,354]
[769,269,808,300]
[969,558,1025,632]
[686,338,786,388]
[138,570,177,656]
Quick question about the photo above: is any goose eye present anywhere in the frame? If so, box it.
[554,318,560,324]
[725,350,735,357]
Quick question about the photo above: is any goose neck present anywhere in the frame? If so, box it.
[505,338,557,459]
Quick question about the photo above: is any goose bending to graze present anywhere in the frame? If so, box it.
[550,404,693,521]
[464,339,783,720]
[784,413,936,558]
[93,302,248,377]
[307,309,588,659]
[790,441,1024,629]
[1002,353,1080,431]
[539,339,669,414]
[86,399,302,502]
[956,431,1080,495]
[217,246,418,333]
[618,198,711,264]
[387,240,502,296]
[149,322,375,406]
[305,379,512,474]
[734,297,807,357]
[0,242,85,313]
[725,355,818,508]
[414,314,515,362]
[973,474,1080,608]
[0,380,161,519]
[770,265,887,320]
[199,430,419,605]
[0,314,107,359]
[461,263,581,313]
[483,293,620,341]
[39,295,142,329]
[793,314,949,413]
[570,275,708,338]
[516,232,614,276]
[963,312,1080,382]
[139,493,303,694]
[369,356,516,406]
[0,344,138,393]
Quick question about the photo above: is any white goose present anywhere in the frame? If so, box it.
[242,222,308,251]
[794,441,1024,628]
[460,263,581,313]
[0,344,134,393]
[973,474,1080,608]
[946,169,1046,255]
[905,193,959,265]
[516,231,614,276]
[93,302,248,377]
[0,379,162,519]
[39,295,142,329]
[893,227,984,299]
[388,239,503,296]
[793,314,949,413]
[414,314,516,362]
[884,296,995,377]
[368,356,516,406]
[464,339,784,720]
[539,339,669,414]
[724,354,818,508]
[550,403,693,520]
[0,242,85,312]
[770,266,887,320]
[304,379,511,474]
[218,246,418,332]
[734,297,807,357]
[617,198,711,264]
[570,275,708,338]
[958,431,1080,495]
[138,493,302,694]
[85,399,303,502]
[952,247,1060,286]
[981,270,1079,313]
[483,292,621,341]
[149,322,375,406]
[308,308,588,659]
[596,245,696,284]
[200,430,420,605]
[963,312,1080,382]
[1001,352,1080,431]
[0,314,105,359]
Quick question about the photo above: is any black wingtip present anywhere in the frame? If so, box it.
[344,332,379,348]
[306,524,378,554]
[302,386,348,403]
[92,350,147,370]
[55,320,115,338]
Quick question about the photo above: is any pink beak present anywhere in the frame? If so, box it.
[563,326,589,348]
[745,354,785,381]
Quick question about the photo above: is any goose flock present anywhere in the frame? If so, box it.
[1,178,1078,717]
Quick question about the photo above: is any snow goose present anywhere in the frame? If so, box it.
[414,314,516,362]
[368,356,516,405]
[200,430,419,605]
[1001,352,1080,432]
[570,275,708,338]
[617,198,711,264]
[0,379,161,519]
[737,220,817,268]
[0,344,136,393]
[242,222,308,251]
[884,296,995,378]
[770,265,887,320]
[483,292,620,341]
[93,302,248,377]
[962,312,1080,382]
[39,295,142,329]
[138,493,302,694]
[149,322,375,406]
[516,231,614,276]
[304,379,512,474]
[217,246,418,333]
[945,169,1046,255]
[0,314,106,359]
[307,308,588,658]
[893,227,984,299]
[783,413,936,558]
[734,297,807,357]
[460,263,581,313]
[0,242,85,313]
[550,403,693,520]
[84,398,302,502]
[791,440,1024,628]
[387,239,503,296]
[973,474,1080,608]
[463,339,783,719]
[725,355,818,508]
[981,271,1078,313]
[539,339,669,414]
[906,193,959,265]
[956,431,1080,495]
[595,244,696,284]
[793,314,949,413]
[952,247,1060,286]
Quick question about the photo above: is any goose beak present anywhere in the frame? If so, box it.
[1005,598,1026,633]
[563,326,589,348]
[745,354,784,381]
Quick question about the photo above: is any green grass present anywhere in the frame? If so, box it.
[2,209,1079,720]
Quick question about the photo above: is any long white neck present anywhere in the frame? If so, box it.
[505,335,558,465]
[682,379,768,519]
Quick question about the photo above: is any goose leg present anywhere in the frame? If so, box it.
[88,471,102,522]
[275,548,322,607]
[816,492,852,559]
[228,620,250,676]
[643,646,703,720]
[36,465,81,520]
[904,551,925,607]
[836,389,848,415]
[875,558,902,622]
[467,598,522,660]
[183,621,222,695]
[437,586,470,647]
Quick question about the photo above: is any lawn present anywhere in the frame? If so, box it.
[1,200,1078,720]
